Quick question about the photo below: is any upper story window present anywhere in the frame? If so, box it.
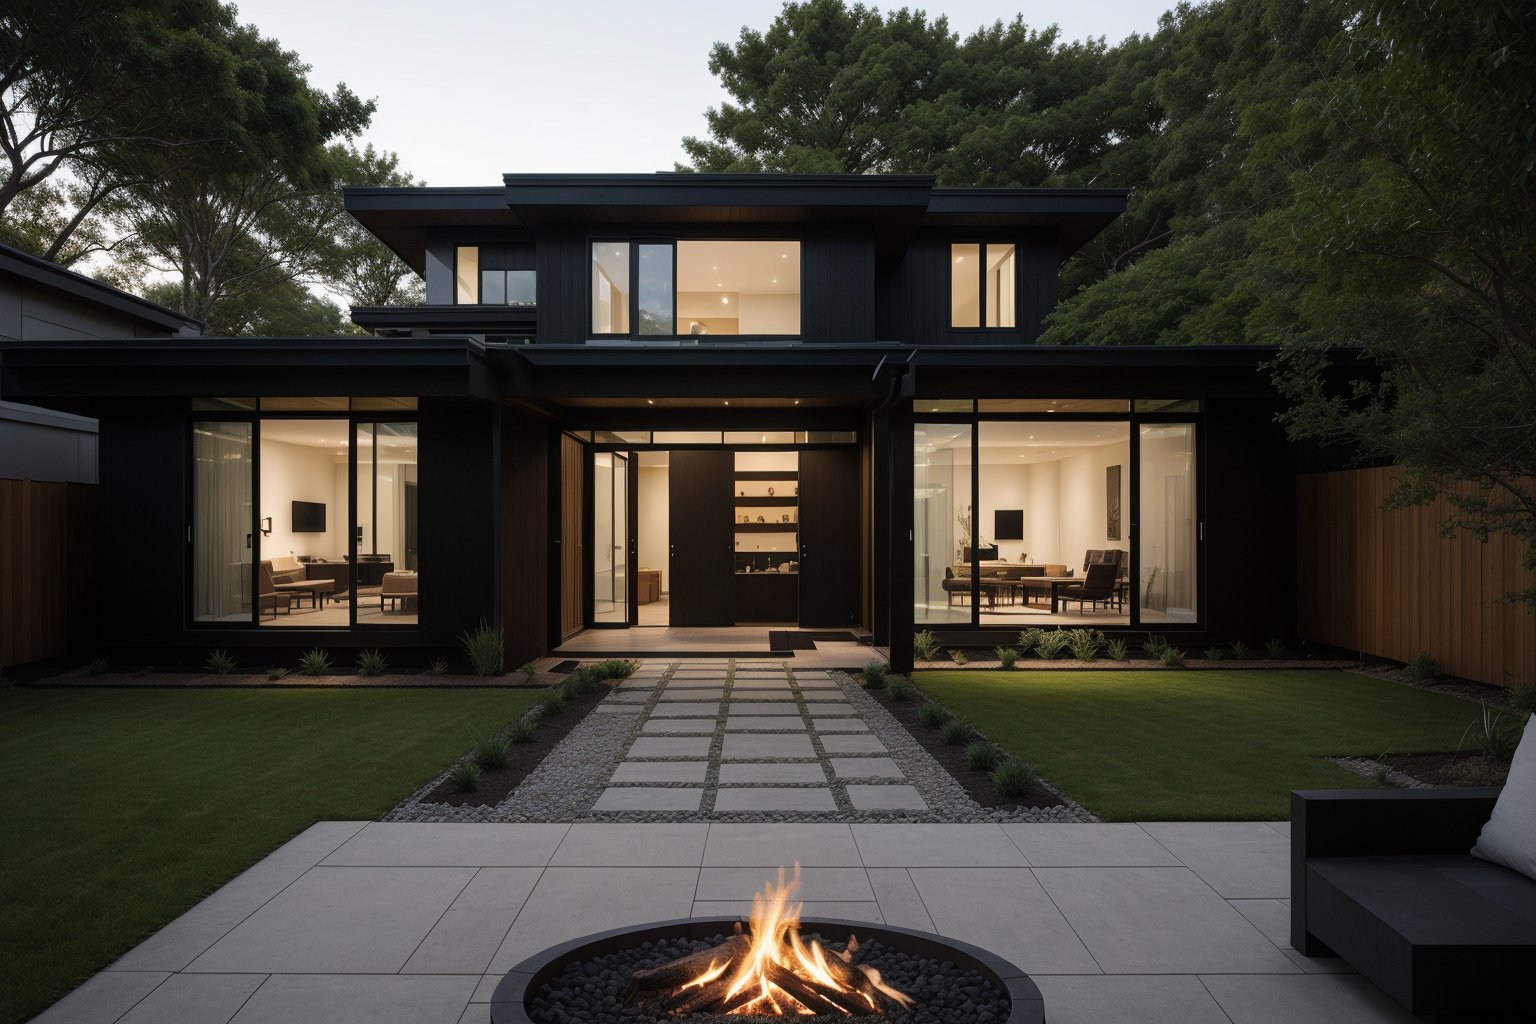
[455,245,535,305]
[950,243,1016,329]
[592,240,801,338]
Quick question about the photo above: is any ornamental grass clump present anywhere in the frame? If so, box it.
[1104,638,1129,661]
[1409,650,1439,681]
[204,649,237,675]
[994,646,1020,669]
[1511,683,1536,716]
[1460,702,1521,761]
[965,740,1003,772]
[564,668,599,696]
[1142,634,1170,659]
[460,619,504,677]
[1017,628,1043,656]
[298,648,332,676]
[1160,647,1187,669]
[993,758,1037,798]
[916,702,951,728]
[1066,629,1102,662]
[913,629,941,662]
[941,717,974,745]
[595,658,638,680]
[1265,638,1287,659]
[519,661,539,681]
[539,686,567,717]
[1205,646,1225,661]
[356,649,388,677]
[472,733,508,771]
[427,657,449,677]
[506,717,538,744]
[884,676,915,702]
[948,648,969,665]
[1229,640,1250,660]
[1033,631,1069,660]
[267,666,288,681]
[449,760,480,793]
[861,660,887,688]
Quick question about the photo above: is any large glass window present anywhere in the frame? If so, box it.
[1138,423,1197,624]
[591,243,630,333]
[950,242,1017,328]
[192,422,252,622]
[637,244,674,336]
[950,244,980,328]
[455,246,478,304]
[356,422,419,625]
[914,423,972,624]
[480,270,536,306]
[676,241,800,336]
[986,244,1016,328]
[259,419,348,628]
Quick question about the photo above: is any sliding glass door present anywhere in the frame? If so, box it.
[593,451,629,624]
[191,422,252,622]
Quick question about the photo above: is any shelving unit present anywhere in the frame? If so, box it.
[733,453,798,623]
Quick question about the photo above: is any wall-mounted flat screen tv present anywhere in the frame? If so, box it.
[292,500,327,533]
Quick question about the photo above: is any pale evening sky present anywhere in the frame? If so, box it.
[230,0,1172,186]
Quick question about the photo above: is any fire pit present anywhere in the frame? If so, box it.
[490,867,1043,1023]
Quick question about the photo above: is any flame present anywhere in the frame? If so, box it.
[683,863,913,1016]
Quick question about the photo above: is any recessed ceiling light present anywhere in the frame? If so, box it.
[646,399,654,405]
[721,295,729,304]
[723,400,730,406]
[712,265,718,271]
[793,399,800,405]
[771,279,778,284]
[781,253,788,259]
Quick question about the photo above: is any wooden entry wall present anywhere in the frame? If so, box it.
[559,435,585,639]
[1296,467,1535,687]
[1,479,97,668]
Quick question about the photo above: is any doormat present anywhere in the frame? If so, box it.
[768,631,860,651]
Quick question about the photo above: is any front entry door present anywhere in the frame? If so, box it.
[798,448,860,626]
[592,451,629,624]
[669,449,734,626]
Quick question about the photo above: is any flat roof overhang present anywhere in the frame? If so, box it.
[351,304,536,334]
[342,186,520,275]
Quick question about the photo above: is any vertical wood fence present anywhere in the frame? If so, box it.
[1296,467,1535,688]
[1,479,98,669]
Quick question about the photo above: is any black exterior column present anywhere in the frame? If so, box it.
[880,402,916,673]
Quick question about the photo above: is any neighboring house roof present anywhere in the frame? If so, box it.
[0,241,203,336]
[344,173,1130,274]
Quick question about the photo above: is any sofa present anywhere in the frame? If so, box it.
[1291,787,1535,1020]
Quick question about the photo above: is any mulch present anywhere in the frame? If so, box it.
[1380,751,1511,787]
[25,667,567,688]
[863,685,1064,812]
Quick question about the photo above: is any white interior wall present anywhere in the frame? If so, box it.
[1026,461,1061,564]
[977,463,1030,561]
[1058,439,1130,570]
[260,439,345,561]
[638,465,669,592]
[737,292,800,334]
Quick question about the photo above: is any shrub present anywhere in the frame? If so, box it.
[912,629,941,662]
[1408,650,1438,681]
[1017,628,1043,656]
[565,668,599,696]
[1204,647,1225,661]
[460,619,504,677]
[356,649,388,677]
[539,686,567,716]
[298,648,333,676]
[519,661,539,680]
[1141,634,1169,659]
[427,657,449,677]
[1229,640,1250,660]
[1160,647,1187,669]
[472,733,509,770]
[1105,638,1129,661]
[1033,631,1069,660]
[1066,628,1102,662]
[594,659,637,680]
[861,660,887,688]
[1510,683,1536,715]
[1265,638,1287,659]
[1460,702,1521,761]
[85,657,109,676]
[916,702,951,727]
[965,740,1003,772]
[267,666,288,681]
[948,649,969,666]
[506,717,538,744]
[941,717,974,745]
[204,649,237,675]
[994,646,1020,669]
[449,760,480,793]
[993,759,1037,798]
[884,676,915,702]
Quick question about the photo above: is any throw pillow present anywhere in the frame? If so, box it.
[1471,713,1536,881]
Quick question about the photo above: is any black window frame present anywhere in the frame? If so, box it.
[949,241,1019,332]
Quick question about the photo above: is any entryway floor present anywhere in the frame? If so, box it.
[554,627,878,670]
[39,819,1422,1024]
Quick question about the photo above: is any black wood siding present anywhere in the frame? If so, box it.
[417,398,496,648]
[498,407,550,667]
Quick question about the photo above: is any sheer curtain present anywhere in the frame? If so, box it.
[192,422,252,621]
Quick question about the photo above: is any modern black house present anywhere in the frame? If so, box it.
[0,174,1298,672]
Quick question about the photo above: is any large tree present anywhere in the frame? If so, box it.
[318,144,424,308]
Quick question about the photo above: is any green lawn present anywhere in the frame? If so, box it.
[0,686,541,1024]
[915,669,1484,822]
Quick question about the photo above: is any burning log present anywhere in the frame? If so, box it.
[626,934,748,996]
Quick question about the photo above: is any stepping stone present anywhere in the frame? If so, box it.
[820,735,887,754]
[629,737,713,758]
[726,703,801,716]
[796,678,842,690]
[714,788,837,812]
[728,690,796,701]
[718,762,828,784]
[725,717,806,731]
[659,688,725,701]
[594,787,704,812]
[813,718,869,733]
[618,678,660,689]
[721,734,815,760]
[804,702,855,716]
[668,677,730,688]
[594,705,644,714]
[845,785,927,811]
[611,761,709,783]
[733,672,788,681]
[794,671,835,681]
[830,757,903,779]
[731,678,793,689]
[642,720,715,735]
[605,691,651,703]
[649,702,721,717]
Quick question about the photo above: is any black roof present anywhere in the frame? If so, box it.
[0,242,203,334]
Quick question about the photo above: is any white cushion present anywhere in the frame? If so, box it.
[1471,714,1536,881]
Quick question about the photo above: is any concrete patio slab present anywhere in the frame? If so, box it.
[656,688,725,701]
[721,734,816,759]
[725,702,801,715]
[865,868,936,932]
[487,867,698,972]
[803,702,854,715]
[609,761,709,783]
[228,974,476,1024]
[112,973,266,1024]
[696,866,875,901]
[819,735,887,753]
[403,868,541,973]
[627,736,713,758]
[647,702,721,717]
[717,762,828,784]
[724,716,809,731]
[726,690,797,702]
[854,824,1029,867]
[908,867,1102,975]
[829,756,904,779]
[549,824,708,867]
[321,823,568,867]
[29,971,171,1024]
[1198,972,1419,1024]
[1034,866,1300,974]
[1032,974,1233,1024]
[702,823,861,866]
[691,901,885,924]
[811,717,869,732]
[712,787,837,812]
[186,866,476,974]
[1002,823,1183,867]
[592,787,704,812]
[845,785,928,811]
[640,719,716,734]
[1137,822,1290,898]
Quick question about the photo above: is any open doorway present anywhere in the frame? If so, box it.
[636,451,669,625]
